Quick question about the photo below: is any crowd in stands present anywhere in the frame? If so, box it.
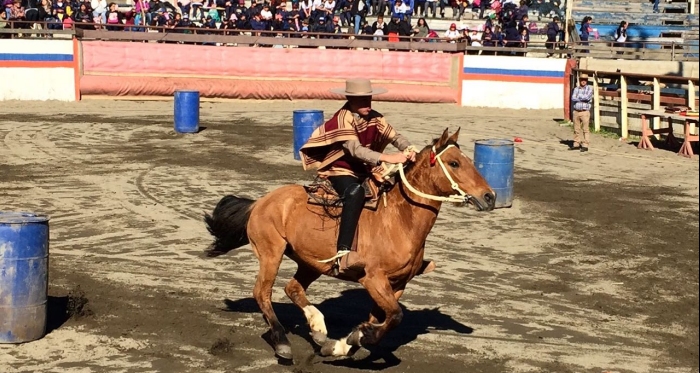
[3,0,566,51]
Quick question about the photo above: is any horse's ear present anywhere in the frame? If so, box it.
[435,127,450,148]
[448,127,461,143]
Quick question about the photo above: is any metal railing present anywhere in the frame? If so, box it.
[1,21,698,61]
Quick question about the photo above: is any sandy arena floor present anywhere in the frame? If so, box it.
[0,99,698,373]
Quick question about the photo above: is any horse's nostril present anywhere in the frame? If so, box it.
[484,192,495,205]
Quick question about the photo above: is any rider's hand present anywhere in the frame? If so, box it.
[381,152,410,164]
[406,151,416,162]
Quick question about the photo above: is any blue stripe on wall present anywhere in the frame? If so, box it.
[0,53,73,62]
[464,67,564,78]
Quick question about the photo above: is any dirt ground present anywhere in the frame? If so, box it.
[0,99,698,373]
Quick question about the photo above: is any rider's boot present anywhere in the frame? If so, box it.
[319,183,366,275]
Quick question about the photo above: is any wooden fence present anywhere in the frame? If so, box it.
[1,21,698,61]
[573,68,699,138]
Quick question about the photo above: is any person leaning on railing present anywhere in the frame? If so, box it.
[7,0,27,28]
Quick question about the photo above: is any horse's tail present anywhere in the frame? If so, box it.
[203,195,256,258]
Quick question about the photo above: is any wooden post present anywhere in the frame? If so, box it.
[689,79,697,135]
[593,72,600,132]
[653,77,661,139]
[690,0,696,15]
[564,0,576,49]
[621,74,628,139]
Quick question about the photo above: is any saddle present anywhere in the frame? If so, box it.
[303,163,401,211]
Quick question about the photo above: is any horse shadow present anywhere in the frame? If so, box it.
[222,289,474,370]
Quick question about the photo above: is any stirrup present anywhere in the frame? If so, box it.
[318,249,351,264]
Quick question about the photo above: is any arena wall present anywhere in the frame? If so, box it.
[0,40,79,102]
[78,41,461,103]
[460,55,574,111]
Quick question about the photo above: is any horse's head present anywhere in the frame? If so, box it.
[411,128,496,212]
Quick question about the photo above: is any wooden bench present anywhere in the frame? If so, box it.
[629,108,699,157]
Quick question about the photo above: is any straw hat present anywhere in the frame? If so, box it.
[330,79,387,96]
[579,73,589,80]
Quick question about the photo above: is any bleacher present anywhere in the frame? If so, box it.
[572,0,697,26]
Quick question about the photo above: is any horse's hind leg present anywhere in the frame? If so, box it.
[284,262,326,345]
[250,238,292,360]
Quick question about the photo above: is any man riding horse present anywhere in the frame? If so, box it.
[299,78,417,275]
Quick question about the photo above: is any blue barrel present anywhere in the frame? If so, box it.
[174,90,200,133]
[474,139,514,209]
[293,110,325,161]
[0,211,50,344]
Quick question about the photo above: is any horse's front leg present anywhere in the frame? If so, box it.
[320,271,402,357]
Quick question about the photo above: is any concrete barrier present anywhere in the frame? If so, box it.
[0,39,79,102]
[79,41,461,103]
[460,55,573,111]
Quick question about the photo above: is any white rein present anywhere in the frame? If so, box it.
[383,145,473,204]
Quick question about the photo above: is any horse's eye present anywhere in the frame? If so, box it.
[448,161,459,168]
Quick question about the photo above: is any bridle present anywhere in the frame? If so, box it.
[397,144,474,203]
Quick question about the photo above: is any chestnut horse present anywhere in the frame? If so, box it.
[203,128,495,360]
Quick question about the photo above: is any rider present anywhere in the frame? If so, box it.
[299,78,417,273]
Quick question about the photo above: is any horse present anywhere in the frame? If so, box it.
[203,128,496,360]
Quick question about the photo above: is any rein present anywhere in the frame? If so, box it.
[396,144,473,204]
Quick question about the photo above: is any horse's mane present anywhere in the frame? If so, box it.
[400,137,461,176]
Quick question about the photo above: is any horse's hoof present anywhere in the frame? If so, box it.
[311,330,327,346]
[351,347,371,361]
[275,344,293,360]
[319,339,337,357]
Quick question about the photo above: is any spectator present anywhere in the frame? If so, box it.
[386,14,409,41]
[414,0,425,18]
[123,9,137,30]
[349,0,365,34]
[24,0,40,26]
[271,11,289,33]
[72,2,94,28]
[321,0,335,19]
[372,0,386,17]
[545,15,560,56]
[0,11,8,35]
[105,2,122,30]
[652,0,659,13]
[312,15,330,35]
[517,13,527,30]
[190,0,203,19]
[515,0,527,19]
[492,24,503,46]
[177,0,191,17]
[481,25,496,53]
[371,13,385,38]
[392,0,408,20]
[287,2,301,30]
[411,16,428,39]
[443,21,459,42]
[134,0,150,27]
[300,0,312,20]
[478,0,489,19]
[425,0,436,18]
[260,3,272,20]
[250,12,265,32]
[613,20,627,50]
[516,25,528,55]
[8,0,26,28]
[236,12,249,29]
[579,15,592,44]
